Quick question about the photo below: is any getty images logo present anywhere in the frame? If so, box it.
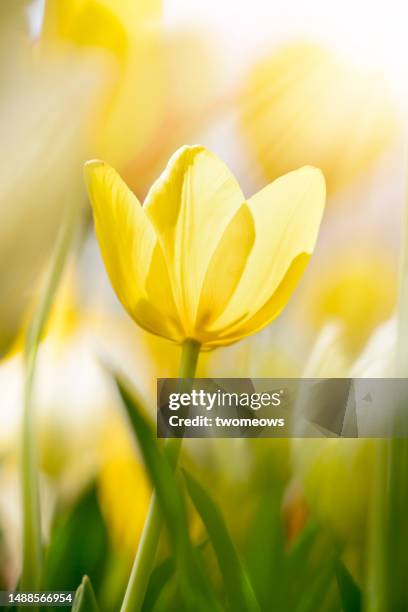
[168,388,283,411]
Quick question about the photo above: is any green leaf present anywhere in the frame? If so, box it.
[283,522,340,612]
[142,539,209,612]
[115,378,187,546]
[245,491,285,609]
[72,575,100,612]
[43,486,109,595]
[183,469,260,612]
[336,562,361,612]
[142,556,174,612]
[366,438,408,611]
[386,437,408,610]
[295,556,338,612]
[286,520,320,570]
[20,190,81,596]
[115,376,217,612]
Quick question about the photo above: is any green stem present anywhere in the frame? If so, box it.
[365,439,389,612]
[365,148,408,611]
[120,339,201,612]
[20,202,80,595]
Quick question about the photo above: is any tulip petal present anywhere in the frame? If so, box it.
[206,253,310,347]
[195,203,255,339]
[209,166,325,336]
[138,242,185,341]
[84,161,180,340]
[144,145,245,333]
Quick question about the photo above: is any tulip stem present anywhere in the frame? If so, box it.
[20,201,80,598]
[365,148,408,612]
[120,338,201,612]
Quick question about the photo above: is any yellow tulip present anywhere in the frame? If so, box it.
[240,43,398,195]
[98,417,151,558]
[41,0,162,170]
[301,248,397,353]
[40,1,221,201]
[84,145,326,347]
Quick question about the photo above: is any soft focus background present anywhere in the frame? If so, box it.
[1,1,407,610]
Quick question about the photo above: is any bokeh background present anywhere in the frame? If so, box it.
[0,1,407,610]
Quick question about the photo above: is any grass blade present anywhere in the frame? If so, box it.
[43,486,108,594]
[296,565,338,612]
[245,491,285,609]
[142,539,209,612]
[20,204,80,596]
[336,561,361,612]
[284,521,340,611]
[183,469,260,612]
[72,575,99,612]
[142,556,174,612]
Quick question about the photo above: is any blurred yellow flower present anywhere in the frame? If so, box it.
[240,43,398,195]
[84,145,326,347]
[292,439,375,544]
[303,249,397,352]
[121,29,219,198]
[98,417,150,557]
[0,4,90,354]
[41,0,162,171]
[41,2,219,198]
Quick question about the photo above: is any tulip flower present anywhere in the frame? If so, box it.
[240,43,398,195]
[84,145,326,349]
[301,248,397,353]
[41,0,162,171]
[41,1,219,198]
[85,144,325,612]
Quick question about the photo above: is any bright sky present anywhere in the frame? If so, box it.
[28,0,408,99]
[165,0,408,97]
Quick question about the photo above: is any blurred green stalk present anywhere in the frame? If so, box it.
[365,150,408,611]
[120,339,200,612]
[365,439,388,612]
[20,202,80,596]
